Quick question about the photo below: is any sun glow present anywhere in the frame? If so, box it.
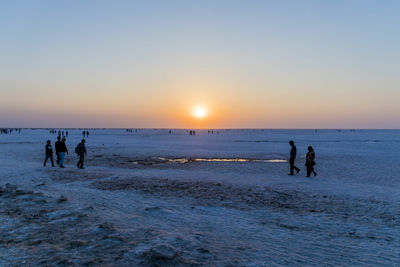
[193,107,207,118]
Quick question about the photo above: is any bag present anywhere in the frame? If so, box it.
[75,145,79,154]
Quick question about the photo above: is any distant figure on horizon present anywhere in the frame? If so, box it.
[82,130,86,138]
[86,130,89,137]
[55,136,62,165]
[305,146,317,177]
[59,137,69,168]
[75,139,87,169]
[288,140,300,175]
[43,140,55,167]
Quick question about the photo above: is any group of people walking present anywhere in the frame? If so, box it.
[289,140,317,177]
[44,131,316,176]
[1,128,21,134]
[44,137,87,169]
[49,129,68,137]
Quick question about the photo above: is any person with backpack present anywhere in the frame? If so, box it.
[75,139,87,169]
[305,146,317,177]
[43,140,55,167]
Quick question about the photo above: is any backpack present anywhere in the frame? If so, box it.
[75,145,80,154]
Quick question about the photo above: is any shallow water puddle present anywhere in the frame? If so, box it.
[130,157,286,165]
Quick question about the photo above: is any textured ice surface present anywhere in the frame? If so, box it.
[0,129,399,265]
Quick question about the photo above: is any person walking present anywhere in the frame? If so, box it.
[55,136,62,165]
[305,146,317,177]
[58,137,69,168]
[76,139,87,169]
[43,140,55,167]
[288,140,300,175]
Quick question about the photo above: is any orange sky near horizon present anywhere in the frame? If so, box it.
[1,1,400,129]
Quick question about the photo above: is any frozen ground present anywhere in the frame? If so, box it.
[0,129,399,266]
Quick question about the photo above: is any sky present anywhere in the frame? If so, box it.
[1,0,400,129]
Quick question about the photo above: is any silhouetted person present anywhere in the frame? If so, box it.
[43,140,55,167]
[305,146,317,177]
[76,139,87,169]
[289,140,300,175]
[55,136,63,165]
[86,130,89,137]
[82,130,86,138]
[66,130,69,137]
[59,137,69,168]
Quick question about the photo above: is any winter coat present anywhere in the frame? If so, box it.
[306,151,315,165]
[60,142,68,153]
[45,144,53,155]
[76,143,86,155]
[290,145,297,159]
[55,140,63,153]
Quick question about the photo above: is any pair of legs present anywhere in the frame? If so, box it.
[306,163,317,177]
[77,154,85,168]
[56,153,61,165]
[44,154,54,167]
[59,152,65,168]
[289,157,300,175]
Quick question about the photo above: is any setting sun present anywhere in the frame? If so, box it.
[193,107,207,119]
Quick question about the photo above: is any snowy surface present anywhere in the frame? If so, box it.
[0,129,399,265]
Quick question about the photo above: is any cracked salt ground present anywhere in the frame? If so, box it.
[1,129,400,265]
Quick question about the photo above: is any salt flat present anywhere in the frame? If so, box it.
[0,129,399,266]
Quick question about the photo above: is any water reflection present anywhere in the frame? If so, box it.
[131,157,287,165]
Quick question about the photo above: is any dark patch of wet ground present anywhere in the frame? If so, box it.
[94,177,400,230]
[92,176,400,265]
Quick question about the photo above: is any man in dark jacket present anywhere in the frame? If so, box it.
[76,139,87,169]
[55,136,62,165]
[58,137,69,168]
[289,140,300,175]
[44,140,55,167]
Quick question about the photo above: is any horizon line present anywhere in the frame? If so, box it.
[2,127,400,131]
